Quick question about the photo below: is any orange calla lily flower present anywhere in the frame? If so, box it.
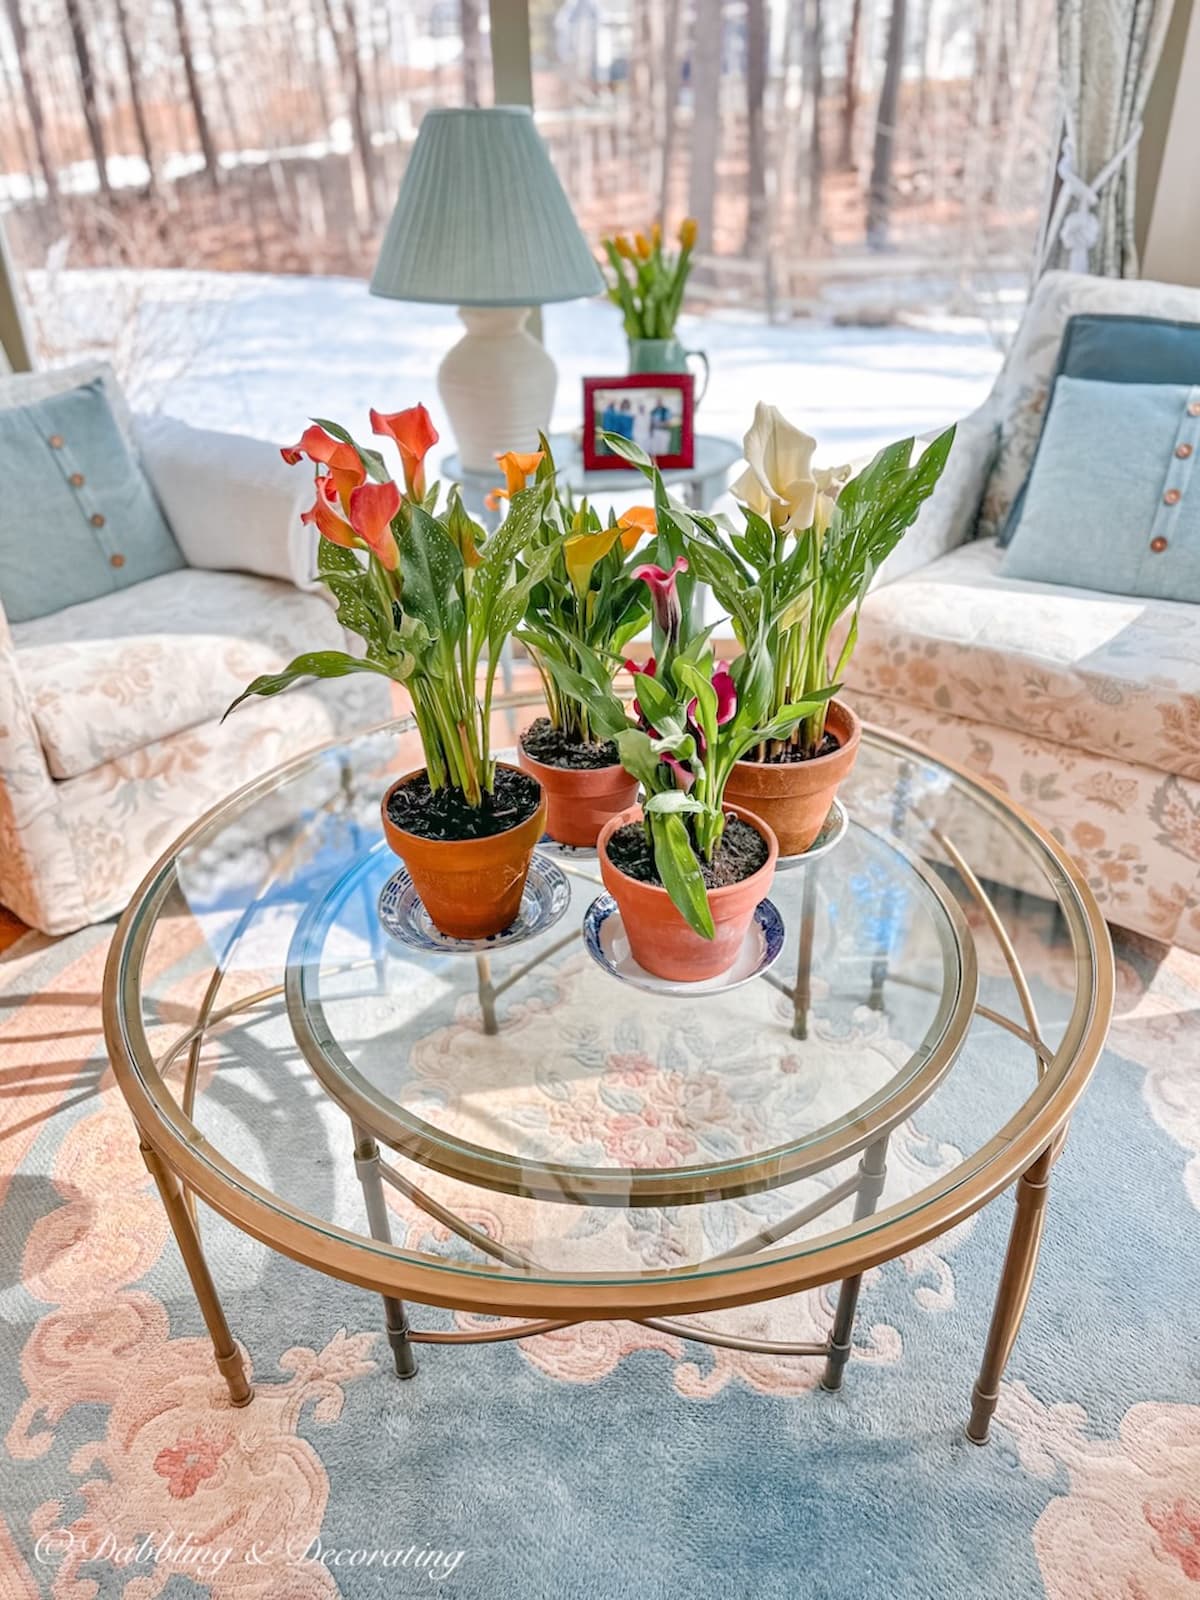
[301,474,357,549]
[616,505,656,551]
[486,449,545,510]
[282,424,365,511]
[370,404,439,501]
[347,480,401,570]
[497,450,545,496]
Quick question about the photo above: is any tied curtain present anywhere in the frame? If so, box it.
[1039,0,1174,278]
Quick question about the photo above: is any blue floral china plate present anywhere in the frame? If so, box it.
[774,797,849,870]
[378,855,570,954]
[581,895,785,996]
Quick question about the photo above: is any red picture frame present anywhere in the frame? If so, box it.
[582,373,695,471]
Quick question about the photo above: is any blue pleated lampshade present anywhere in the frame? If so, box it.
[370,107,604,307]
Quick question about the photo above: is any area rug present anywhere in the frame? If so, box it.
[1,909,1197,1600]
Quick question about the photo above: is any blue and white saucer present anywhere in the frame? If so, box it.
[774,797,849,870]
[582,895,785,996]
[378,855,570,954]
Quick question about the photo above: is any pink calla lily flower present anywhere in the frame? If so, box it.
[633,556,688,644]
[713,662,738,725]
[662,754,695,791]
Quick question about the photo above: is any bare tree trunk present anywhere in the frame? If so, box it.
[743,0,768,254]
[866,0,905,249]
[113,0,156,192]
[804,0,823,221]
[838,0,863,170]
[4,0,57,205]
[63,0,112,202]
[322,0,378,221]
[200,0,246,153]
[657,0,683,220]
[169,0,221,187]
[687,0,724,250]
[460,0,482,106]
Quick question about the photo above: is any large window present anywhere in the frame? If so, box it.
[0,0,1058,442]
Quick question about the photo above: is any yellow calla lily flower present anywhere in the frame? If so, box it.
[563,526,625,595]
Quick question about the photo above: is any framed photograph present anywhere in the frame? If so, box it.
[582,373,695,471]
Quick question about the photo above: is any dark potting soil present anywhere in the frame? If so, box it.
[756,731,841,763]
[520,717,621,771]
[606,815,769,890]
[386,766,541,842]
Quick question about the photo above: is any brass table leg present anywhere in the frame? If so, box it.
[353,1127,418,1378]
[966,1141,1055,1445]
[821,1134,890,1391]
[792,864,819,1041]
[139,1140,253,1406]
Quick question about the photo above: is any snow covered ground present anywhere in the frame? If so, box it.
[30,267,1008,468]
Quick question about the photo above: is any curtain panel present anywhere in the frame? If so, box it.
[1040,0,1174,278]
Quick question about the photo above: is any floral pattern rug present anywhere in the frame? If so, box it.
[1,908,1197,1600]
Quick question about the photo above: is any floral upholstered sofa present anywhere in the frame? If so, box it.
[0,362,389,935]
[846,270,1200,953]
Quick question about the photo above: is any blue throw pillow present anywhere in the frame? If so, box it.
[998,312,1200,546]
[1001,376,1200,601]
[0,377,183,623]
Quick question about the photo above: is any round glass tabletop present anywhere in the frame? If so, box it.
[106,696,1113,1319]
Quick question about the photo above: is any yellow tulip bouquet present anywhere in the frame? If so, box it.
[602,219,698,342]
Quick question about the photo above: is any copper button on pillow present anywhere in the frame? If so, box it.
[70,471,85,486]
[1150,536,1168,553]
[110,553,125,569]
[48,434,64,448]
[90,512,106,527]
[1190,401,1200,417]
[1164,489,1181,506]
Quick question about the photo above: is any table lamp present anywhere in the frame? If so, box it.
[370,106,603,473]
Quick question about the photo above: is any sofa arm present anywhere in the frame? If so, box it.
[869,401,1000,590]
[0,595,88,932]
[134,413,321,593]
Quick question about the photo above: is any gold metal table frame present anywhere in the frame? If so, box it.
[102,715,1114,1447]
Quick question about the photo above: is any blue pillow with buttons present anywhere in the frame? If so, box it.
[0,376,184,624]
[1001,376,1200,599]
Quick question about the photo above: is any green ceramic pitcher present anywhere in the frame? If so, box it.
[628,337,710,406]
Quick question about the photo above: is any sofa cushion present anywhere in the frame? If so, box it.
[1001,378,1200,601]
[12,568,346,780]
[846,539,1200,780]
[0,376,184,623]
[998,313,1200,546]
[980,271,1200,541]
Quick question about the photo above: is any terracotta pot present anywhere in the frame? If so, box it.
[517,737,639,848]
[723,698,862,857]
[598,804,779,983]
[380,763,547,939]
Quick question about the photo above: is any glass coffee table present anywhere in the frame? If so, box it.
[103,695,1113,1444]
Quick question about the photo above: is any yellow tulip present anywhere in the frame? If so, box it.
[679,217,698,250]
[614,234,636,261]
[635,231,652,260]
[651,222,662,249]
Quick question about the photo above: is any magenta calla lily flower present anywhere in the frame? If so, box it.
[713,662,738,725]
[662,754,696,791]
[634,557,688,644]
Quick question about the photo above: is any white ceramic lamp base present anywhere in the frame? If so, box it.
[437,306,557,474]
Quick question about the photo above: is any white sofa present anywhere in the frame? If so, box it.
[0,363,390,935]
[847,270,1200,953]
